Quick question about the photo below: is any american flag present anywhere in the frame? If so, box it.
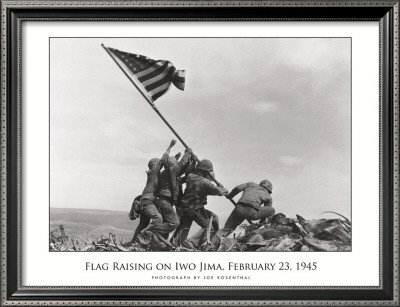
[103,45,185,101]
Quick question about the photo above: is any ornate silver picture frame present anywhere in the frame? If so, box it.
[1,0,399,305]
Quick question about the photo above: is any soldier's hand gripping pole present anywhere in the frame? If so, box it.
[208,171,239,206]
[208,171,253,225]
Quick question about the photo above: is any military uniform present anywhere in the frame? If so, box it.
[219,181,275,237]
[134,152,169,244]
[158,148,192,202]
[156,148,192,237]
[176,171,228,246]
[131,214,150,242]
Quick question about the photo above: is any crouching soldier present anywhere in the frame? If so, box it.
[156,147,194,238]
[218,180,275,237]
[175,159,229,249]
[134,139,176,246]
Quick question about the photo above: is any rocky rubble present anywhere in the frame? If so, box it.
[50,212,351,252]
[50,229,153,251]
[215,212,351,252]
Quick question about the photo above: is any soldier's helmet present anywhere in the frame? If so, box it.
[197,159,213,172]
[148,158,161,169]
[259,180,273,193]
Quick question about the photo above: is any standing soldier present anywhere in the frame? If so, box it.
[134,139,176,245]
[156,147,194,238]
[218,180,275,237]
[175,159,229,249]
[172,158,220,247]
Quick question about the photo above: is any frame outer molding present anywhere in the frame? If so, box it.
[393,2,399,305]
[1,0,399,306]
[1,0,8,306]
[0,0,398,7]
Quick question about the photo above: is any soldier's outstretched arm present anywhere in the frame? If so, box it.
[176,147,193,175]
[227,188,240,199]
[227,183,249,199]
[166,139,176,153]
[208,184,229,196]
[161,139,177,164]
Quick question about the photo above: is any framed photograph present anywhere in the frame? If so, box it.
[1,0,398,305]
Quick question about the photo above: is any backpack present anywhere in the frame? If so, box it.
[129,195,142,220]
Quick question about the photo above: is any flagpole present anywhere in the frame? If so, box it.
[102,44,243,211]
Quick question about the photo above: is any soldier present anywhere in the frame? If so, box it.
[218,180,275,237]
[175,159,229,248]
[156,147,194,238]
[134,139,176,245]
[184,161,220,233]
[170,158,219,247]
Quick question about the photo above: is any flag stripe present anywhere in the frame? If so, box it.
[137,61,170,83]
[152,88,169,101]
[173,81,185,91]
[174,75,185,83]
[141,63,174,87]
[148,83,170,98]
[144,68,176,92]
[136,61,167,79]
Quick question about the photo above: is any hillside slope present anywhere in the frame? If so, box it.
[50,207,138,243]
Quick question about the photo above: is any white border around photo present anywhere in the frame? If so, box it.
[22,21,379,287]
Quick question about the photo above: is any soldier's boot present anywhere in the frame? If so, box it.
[149,233,175,251]
[202,230,219,251]
[180,239,197,251]
[175,227,191,246]
[134,231,153,247]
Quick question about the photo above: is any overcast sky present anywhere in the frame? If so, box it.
[50,37,351,223]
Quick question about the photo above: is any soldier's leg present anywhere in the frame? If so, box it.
[157,198,180,237]
[191,208,212,246]
[254,206,275,221]
[218,204,248,237]
[190,209,219,246]
[135,201,163,245]
[176,208,194,246]
[204,209,219,231]
[190,209,218,247]
[131,215,150,242]
[192,208,210,228]
[141,202,163,232]
[169,204,184,245]
[170,223,181,244]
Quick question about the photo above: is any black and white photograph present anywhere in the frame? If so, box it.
[49,37,352,252]
[3,1,398,304]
